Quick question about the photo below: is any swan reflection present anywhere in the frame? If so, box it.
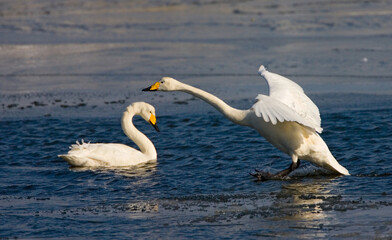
[268,177,343,236]
[69,161,158,178]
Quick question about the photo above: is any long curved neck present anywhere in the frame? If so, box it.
[121,110,157,159]
[178,82,250,126]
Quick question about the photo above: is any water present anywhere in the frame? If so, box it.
[1,106,392,238]
[1,0,392,238]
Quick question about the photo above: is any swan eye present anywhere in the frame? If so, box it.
[160,81,164,83]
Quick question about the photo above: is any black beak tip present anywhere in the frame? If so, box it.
[150,121,160,132]
[142,87,151,91]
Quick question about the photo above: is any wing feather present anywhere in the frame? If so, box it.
[257,65,323,133]
[253,95,322,132]
[272,106,285,122]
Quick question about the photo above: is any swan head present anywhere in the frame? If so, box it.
[129,102,160,132]
[142,77,181,91]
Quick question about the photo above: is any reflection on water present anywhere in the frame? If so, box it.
[116,177,366,238]
[263,178,339,238]
[275,178,338,221]
[69,161,158,178]
[119,178,340,224]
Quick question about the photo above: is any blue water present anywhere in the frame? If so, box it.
[1,106,391,238]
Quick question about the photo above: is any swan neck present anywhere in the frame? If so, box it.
[121,109,157,159]
[179,82,248,125]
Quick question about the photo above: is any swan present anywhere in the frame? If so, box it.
[142,65,349,180]
[58,102,160,167]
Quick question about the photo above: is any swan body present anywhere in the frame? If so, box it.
[143,65,349,177]
[59,102,159,167]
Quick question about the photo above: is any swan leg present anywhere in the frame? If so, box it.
[250,155,301,181]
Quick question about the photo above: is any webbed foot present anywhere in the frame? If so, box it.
[250,160,301,181]
[250,169,284,181]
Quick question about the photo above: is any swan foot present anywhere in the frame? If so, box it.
[250,160,301,181]
[250,170,278,181]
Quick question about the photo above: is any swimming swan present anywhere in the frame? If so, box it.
[143,65,349,179]
[59,102,160,167]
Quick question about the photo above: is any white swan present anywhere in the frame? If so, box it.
[143,65,349,179]
[59,102,160,167]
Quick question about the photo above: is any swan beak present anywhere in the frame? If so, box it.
[142,82,160,91]
[149,113,160,132]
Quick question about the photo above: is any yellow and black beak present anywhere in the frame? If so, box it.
[142,81,160,91]
[149,113,160,132]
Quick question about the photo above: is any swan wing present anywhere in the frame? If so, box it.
[62,143,149,166]
[253,95,323,132]
[257,66,322,133]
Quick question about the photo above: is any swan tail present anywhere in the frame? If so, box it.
[58,154,88,167]
[69,139,91,151]
[306,134,350,176]
[58,140,95,167]
[324,155,350,176]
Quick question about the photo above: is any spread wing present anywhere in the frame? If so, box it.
[253,66,323,133]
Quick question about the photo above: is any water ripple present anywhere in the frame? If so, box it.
[1,108,392,238]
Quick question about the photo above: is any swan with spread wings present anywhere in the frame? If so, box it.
[143,65,349,180]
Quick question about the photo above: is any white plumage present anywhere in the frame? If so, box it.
[143,65,349,178]
[59,102,159,167]
[256,65,322,133]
